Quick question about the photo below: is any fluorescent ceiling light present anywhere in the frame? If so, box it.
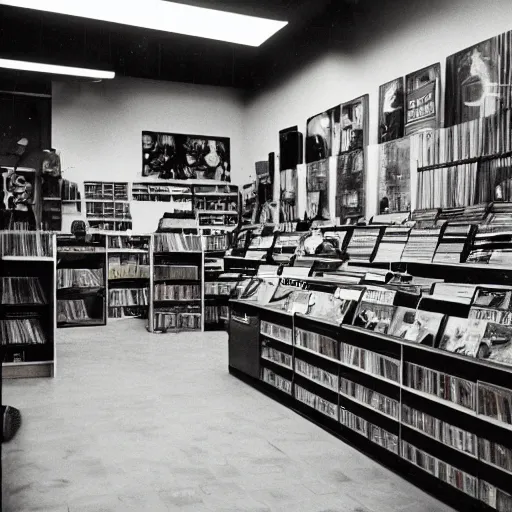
[0,0,288,47]
[0,58,115,79]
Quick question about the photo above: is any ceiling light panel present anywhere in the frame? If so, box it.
[0,0,288,46]
[0,58,115,78]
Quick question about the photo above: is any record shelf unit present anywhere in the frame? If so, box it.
[228,279,512,512]
[148,231,205,333]
[107,235,150,320]
[84,181,132,232]
[0,231,56,378]
[56,234,107,328]
[202,232,233,330]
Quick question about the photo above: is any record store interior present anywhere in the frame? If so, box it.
[3,0,512,511]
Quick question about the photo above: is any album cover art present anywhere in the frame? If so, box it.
[473,287,512,311]
[378,137,411,214]
[307,291,354,325]
[335,150,365,223]
[379,78,405,143]
[280,167,298,222]
[341,95,369,153]
[405,63,441,135]
[141,131,230,181]
[389,307,443,346]
[306,159,330,220]
[439,317,488,358]
[445,30,512,127]
[306,105,341,164]
[354,302,397,334]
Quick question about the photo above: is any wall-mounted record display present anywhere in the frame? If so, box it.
[445,30,512,127]
[405,63,441,135]
[379,77,405,144]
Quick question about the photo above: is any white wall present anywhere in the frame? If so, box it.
[244,0,512,218]
[52,76,246,186]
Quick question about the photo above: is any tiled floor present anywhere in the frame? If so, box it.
[2,320,456,512]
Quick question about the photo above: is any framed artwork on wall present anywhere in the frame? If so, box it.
[445,30,512,127]
[378,137,411,214]
[404,63,441,135]
[379,78,405,143]
[306,105,341,164]
[141,131,230,181]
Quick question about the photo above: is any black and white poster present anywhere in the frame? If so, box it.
[379,78,405,143]
[141,131,230,181]
[306,105,341,164]
[404,63,441,135]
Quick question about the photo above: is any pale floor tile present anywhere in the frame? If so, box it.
[2,321,456,512]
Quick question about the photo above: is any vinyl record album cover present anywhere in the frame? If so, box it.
[335,150,365,223]
[378,137,411,214]
[445,30,512,127]
[379,78,405,143]
[405,63,441,135]
[306,105,341,164]
[389,307,443,346]
[439,317,488,357]
[354,302,397,334]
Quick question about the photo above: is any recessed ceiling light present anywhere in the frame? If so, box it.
[0,0,288,47]
[0,58,115,79]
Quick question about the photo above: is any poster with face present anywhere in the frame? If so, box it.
[141,131,230,181]
[404,63,441,135]
[379,78,405,143]
[378,137,411,214]
[445,30,512,127]
[306,105,341,164]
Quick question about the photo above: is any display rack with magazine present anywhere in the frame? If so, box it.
[1,231,56,378]
[228,246,512,511]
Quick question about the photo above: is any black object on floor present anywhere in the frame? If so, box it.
[2,405,21,442]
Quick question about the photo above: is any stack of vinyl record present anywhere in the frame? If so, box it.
[433,224,473,264]
[466,225,512,266]
[411,209,439,229]
[486,202,512,224]
[434,207,465,226]
[346,228,381,263]
[401,228,442,263]
[373,227,411,263]
[445,203,490,225]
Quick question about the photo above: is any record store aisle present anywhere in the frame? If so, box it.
[2,322,455,512]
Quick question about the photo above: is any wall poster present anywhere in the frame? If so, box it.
[306,159,330,220]
[378,137,411,214]
[335,151,365,223]
[306,105,341,164]
[405,63,441,135]
[445,30,512,127]
[379,78,405,143]
[141,131,230,181]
